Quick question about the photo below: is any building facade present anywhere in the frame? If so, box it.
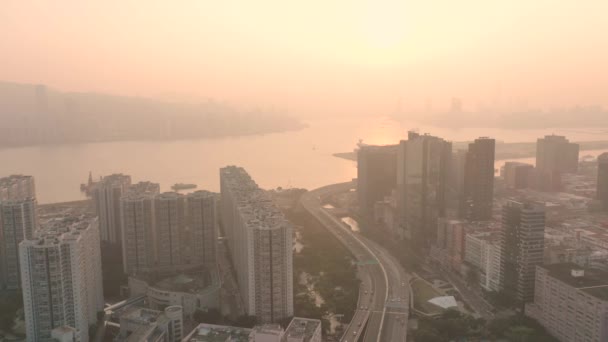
[357,145,397,220]
[0,197,37,290]
[93,173,132,245]
[186,191,217,268]
[499,200,546,304]
[120,182,159,274]
[155,192,187,270]
[435,219,466,272]
[20,219,104,341]
[462,138,495,220]
[0,175,36,202]
[503,162,534,190]
[536,135,579,191]
[397,132,452,247]
[220,166,293,323]
[464,230,502,292]
[597,153,608,211]
[525,264,608,342]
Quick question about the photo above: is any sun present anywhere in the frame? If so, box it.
[353,1,413,66]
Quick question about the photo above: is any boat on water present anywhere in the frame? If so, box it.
[171,183,197,191]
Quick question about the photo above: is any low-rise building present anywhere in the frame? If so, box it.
[526,263,608,342]
[464,230,502,292]
[183,323,253,342]
[128,269,220,317]
[117,306,184,342]
[434,219,466,272]
[182,317,321,342]
[283,317,322,342]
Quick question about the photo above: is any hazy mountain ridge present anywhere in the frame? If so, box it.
[0,81,305,147]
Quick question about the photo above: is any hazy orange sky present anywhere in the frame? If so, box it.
[2,0,607,115]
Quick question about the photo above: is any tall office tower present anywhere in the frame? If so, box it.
[92,173,132,245]
[499,200,545,304]
[220,166,293,323]
[20,219,104,341]
[536,135,580,191]
[597,153,608,211]
[120,182,160,275]
[0,175,36,201]
[0,198,37,290]
[155,192,187,270]
[357,145,397,220]
[448,149,467,217]
[397,132,452,248]
[503,162,534,189]
[462,137,495,220]
[186,191,217,268]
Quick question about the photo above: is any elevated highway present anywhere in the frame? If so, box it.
[301,182,409,342]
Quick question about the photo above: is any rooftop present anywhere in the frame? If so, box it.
[132,269,219,295]
[122,181,160,199]
[25,216,97,247]
[183,323,252,342]
[220,166,291,232]
[284,317,321,342]
[541,263,608,300]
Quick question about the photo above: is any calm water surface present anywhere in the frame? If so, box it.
[1,116,606,203]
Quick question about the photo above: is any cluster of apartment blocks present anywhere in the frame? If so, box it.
[0,175,106,341]
[220,166,294,323]
[91,174,217,274]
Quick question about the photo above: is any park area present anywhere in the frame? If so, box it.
[411,278,445,316]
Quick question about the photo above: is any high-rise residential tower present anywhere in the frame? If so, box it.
[20,218,104,341]
[462,137,495,220]
[92,173,131,245]
[155,192,187,270]
[0,198,37,290]
[597,153,608,211]
[397,132,452,247]
[536,135,579,191]
[120,182,160,275]
[185,190,217,268]
[357,145,397,220]
[220,166,293,323]
[500,200,545,304]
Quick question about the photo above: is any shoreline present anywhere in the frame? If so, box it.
[333,140,608,162]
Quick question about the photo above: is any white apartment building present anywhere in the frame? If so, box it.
[220,166,293,323]
[20,218,104,342]
[526,263,608,342]
[1,198,37,290]
[465,231,502,292]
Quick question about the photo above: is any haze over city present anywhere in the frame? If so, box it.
[3,0,608,117]
[1,2,608,342]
